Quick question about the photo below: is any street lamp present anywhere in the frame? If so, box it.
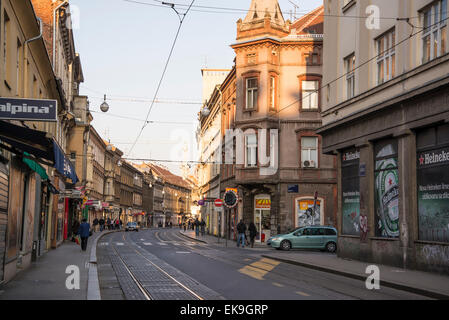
[100,94,110,113]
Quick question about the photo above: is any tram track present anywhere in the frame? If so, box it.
[107,232,205,300]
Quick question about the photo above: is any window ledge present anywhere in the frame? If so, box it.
[243,108,257,113]
[415,240,449,246]
[300,109,320,113]
[342,0,356,13]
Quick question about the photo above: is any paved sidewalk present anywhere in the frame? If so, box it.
[261,251,449,299]
[179,229,268,249]
[0,230,114,300]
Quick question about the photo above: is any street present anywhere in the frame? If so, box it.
[96,229,430,300]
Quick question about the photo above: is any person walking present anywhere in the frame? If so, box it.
[183,221,187,232]
[78,218,91,251]
[115,218,120,230]
[107,217,111,231]
[200,219,206,236]
[236,220,247,248]
[71,219,80,241]
[249,222,258,248]
[92,218,99,233]
[99,217,105,232]
[120,219,123,230]
[194,218,200,237]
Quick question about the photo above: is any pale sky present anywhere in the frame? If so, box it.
[71,0,323,174]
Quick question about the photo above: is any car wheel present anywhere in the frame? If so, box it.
[326,242,337,253]
[280,240,291,251]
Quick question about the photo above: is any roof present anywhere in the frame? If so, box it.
[290,5,324,35]
[133,162,194,190]
[243,0,285,26]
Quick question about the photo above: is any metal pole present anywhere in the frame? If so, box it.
[225,208,228,248]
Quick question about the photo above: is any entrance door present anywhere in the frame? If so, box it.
[255,209,271,243]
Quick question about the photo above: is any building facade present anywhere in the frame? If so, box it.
[319,0,449,274]
[222,1,337,244]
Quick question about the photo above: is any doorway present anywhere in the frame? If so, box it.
[255,209,271,243]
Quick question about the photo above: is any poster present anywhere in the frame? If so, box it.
[297,199,321,227]
[417,147,449,243]
[374,141,399,238]
[341,150,360,235]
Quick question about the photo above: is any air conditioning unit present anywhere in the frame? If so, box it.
[303,160,316,168]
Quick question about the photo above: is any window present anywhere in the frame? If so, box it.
[245,134,257,167]
[269,76,276,111]
[377,29,396,84]
[301,137,318,168]
[345,54,356,99]
[270,131,277,168]
[422,0,447,63]
[17,39,22,95]
[301,80,319,109]
[246,78,258,109]
[325,228,337,235]
[3,12,10,83]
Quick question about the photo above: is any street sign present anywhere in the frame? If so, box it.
[224,189,239,209]
[198,199,205,206]
[214,199,223,207]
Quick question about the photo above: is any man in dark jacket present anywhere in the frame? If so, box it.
[78,218,91,251]
[248,222,258,248]
[93,218,99,232]
[236,220,247,248]
[99,218,105,231]
[194,218,200,236]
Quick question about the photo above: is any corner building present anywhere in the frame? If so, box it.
[229,1,337,243]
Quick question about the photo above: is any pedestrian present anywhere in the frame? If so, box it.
[188,220,191,230]
[115,219,120,230]
[71,219,80,241]
[236,219,247,248]
[194,218,200,237]
[249,222,258,248]
[78,218,91,251]
[169,221,173,228]
[120,219,123,230]
[183,221,187,232]
[107,217,111,230]
[93,217,99,233]
[200,219,206,236]
[99,217,105,232]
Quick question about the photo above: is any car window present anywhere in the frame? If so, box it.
[325,228,337,235]
[318,228,326,235]
[303,228,311,235]
[310,228,320,236]
[293,229,303,236]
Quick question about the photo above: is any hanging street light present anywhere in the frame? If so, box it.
[100,94,110,113]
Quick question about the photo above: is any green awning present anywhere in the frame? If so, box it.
[23,152,49,180]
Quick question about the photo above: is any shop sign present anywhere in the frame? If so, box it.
[255,198,271,209]
[0,97,57,121]
[288,185,299,193]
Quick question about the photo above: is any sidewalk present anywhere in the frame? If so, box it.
[261,251,449,299]
[179,229,268,249]
[0,230,115,300]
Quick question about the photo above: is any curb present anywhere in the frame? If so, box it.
[261,254,449,300]
[87,230,122,300]
[178,231,208,244]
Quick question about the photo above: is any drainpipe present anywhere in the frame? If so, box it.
[23,17,43,98]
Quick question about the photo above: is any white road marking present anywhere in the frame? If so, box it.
[296,291,311,297]
[176,252,191,254]
[158,242,167,246]
[140,239,145,241]
[116,242,124,246]
[143,243,152,246]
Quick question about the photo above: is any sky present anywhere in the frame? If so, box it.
[71,0,323,175]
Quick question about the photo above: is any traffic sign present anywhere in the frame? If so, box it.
[198,199,205,206]
[224,189,239,209]
[214,199,223,207]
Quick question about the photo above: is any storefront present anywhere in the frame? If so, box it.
[295,197,324,228]
[341,149,361,236]
[254,194,271,243]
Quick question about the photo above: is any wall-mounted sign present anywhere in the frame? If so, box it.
[224,189,239,209]
[288,184,299,193]
[0,97,57,122]
[255,198,271,209]
[359,164,366,177]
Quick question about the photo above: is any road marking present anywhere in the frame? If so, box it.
[176,252,191,254]
[158,242,167,246]
[140,239,145,241]
[143,242,152,246]
[116,242,124,246]
[296,291,311,297]
[98,242,109,246]
[238,258,280,281]
[272,282,284,288]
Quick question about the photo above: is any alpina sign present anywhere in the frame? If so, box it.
[0,97,57,122]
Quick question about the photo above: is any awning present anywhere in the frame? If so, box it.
[0,120,79,183]
[0,120,53,162]
[23,152,48,180]
[52,140,78,184]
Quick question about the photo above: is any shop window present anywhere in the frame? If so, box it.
[374,139,399,238]
[296,198,322,227]
[341,149,361,236]
[416,123,449,243]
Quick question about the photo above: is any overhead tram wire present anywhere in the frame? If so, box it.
[126,0,197,157]
[89,110,195,125]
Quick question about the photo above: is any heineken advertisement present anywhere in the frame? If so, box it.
[417,147,449,243]
[375,142,399,238]
[341,149,360,235]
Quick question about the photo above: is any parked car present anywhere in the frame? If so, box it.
[125,222,139,232]
[270,226,337,253]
